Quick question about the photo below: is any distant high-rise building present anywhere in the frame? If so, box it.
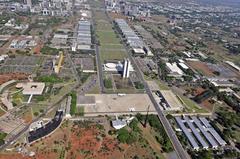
[27,0,32,8]
[123,59,130,78]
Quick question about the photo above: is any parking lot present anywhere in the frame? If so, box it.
[84,94,156,116]
[0,113,26,134]
[0,55,43,74]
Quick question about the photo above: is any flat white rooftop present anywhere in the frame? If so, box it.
[166,62,184,75]
[103,62,134,72]
[16,82,45,95]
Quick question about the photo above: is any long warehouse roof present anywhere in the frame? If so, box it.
[199,117,227,146]
[184,116,209,149]
[175,117,199,150]
[192,116,218,148]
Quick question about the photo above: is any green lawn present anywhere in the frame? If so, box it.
[233,130,240,143]
[94,8,127,62]
[97,31,121,44]
[12,91,28,106]
[32,104,47,116]
[100,49,126,62]
[76,106,84,116]
[101,44,123,50]
[96,22,113,30]
[177,95,208,113]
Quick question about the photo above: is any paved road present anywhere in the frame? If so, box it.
[95,45,104,93]
[107,14,190,159]
[129,53,190,159]
[91,8,104,94]
[0,84,77,151]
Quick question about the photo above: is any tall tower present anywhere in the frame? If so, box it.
[27,0,32,8]
[123,59,130,78]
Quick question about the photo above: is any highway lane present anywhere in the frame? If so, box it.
[91,7,105,94]
[95,44,104,93]
[129,52,190,159]
[109,17,190,159]
[92,9,189,158]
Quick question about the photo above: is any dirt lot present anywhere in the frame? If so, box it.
[201,99,214,112]
[0,120,165,159]
[193,87,205,96]
[0,73,29,85]
[187,61,215,77]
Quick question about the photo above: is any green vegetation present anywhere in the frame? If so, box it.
[87,85,100,94]
[117,127,139,144]
[219,93,240,113]
[37,75,63,83]
[35,95,46,102]
[12,91,24,106]
[59,148,65,159]
[158,59,168,81]
[104,78,112,89]
[97,31,121,44]
[100,49,126,62]
[189,149,240,159]
[46,17,63,26]
[0,132,7,145]
[135,114,173,153]
[77,106,84,116]
[129,119,141,132]
[215,107,240,143]
[101,44,123,50]
[155,80,170,90]
[33,112,39,116]
[115,119,140,145]
[178,95,207,113]
[134,81,145,89]
[79,72,90,83]
[96,22,113,30]
[216,109,239,128]
[70,92,77,115]
[147,115,173,152]
[40,46,60,55]
[94,10,126,63]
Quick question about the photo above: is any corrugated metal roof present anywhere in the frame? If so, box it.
[199,117,226,146]
[184,116,209,149]
[175,117,199,150]
[192,116,218,148]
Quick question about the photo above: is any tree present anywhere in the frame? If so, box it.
[129,119,140,132]
[104,78,112,89]
[134,81,144,89]
[213,71,220,76]
[70,92,77,115]
[34,112,39,116]
[136,113,144,121]
[117,128,129,143]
